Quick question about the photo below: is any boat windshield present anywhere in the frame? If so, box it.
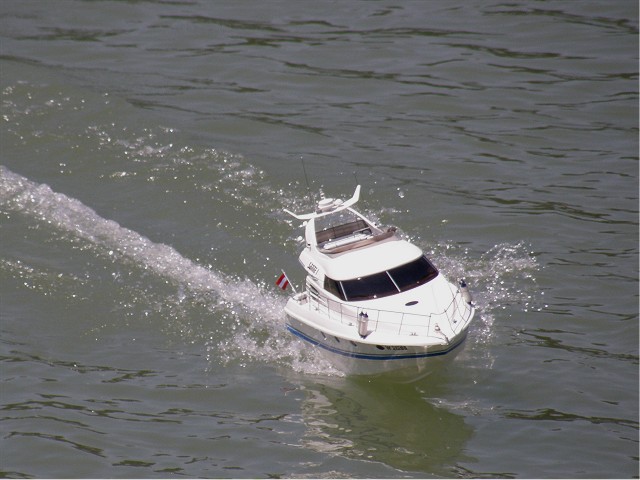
[315,210,370,245]
[339,271,398,301]
[329,255,439,301]
[390,255,439,292]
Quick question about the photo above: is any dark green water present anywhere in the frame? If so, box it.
[1,1,637,477]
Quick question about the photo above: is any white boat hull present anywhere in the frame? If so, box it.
[285,299,470,382]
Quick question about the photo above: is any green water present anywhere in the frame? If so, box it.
[1,1,637,477]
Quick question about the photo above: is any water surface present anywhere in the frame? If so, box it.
[1,1,638,478]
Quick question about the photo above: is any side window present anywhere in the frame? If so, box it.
[324,276,345,300]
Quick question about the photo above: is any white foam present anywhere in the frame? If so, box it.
[0,166,341,376]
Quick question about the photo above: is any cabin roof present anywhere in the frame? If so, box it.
[312,238,423,280]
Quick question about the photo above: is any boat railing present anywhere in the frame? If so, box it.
[304,284,473,341]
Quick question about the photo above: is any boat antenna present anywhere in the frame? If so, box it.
[301,157,315,206]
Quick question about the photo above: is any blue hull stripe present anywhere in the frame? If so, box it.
[286,324,467,361]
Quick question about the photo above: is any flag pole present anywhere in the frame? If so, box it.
[287,271,298,294]
[276,271,297,294]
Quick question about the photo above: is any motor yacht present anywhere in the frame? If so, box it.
[282,186,475,381]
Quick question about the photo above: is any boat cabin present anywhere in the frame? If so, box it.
[299,206,440,302]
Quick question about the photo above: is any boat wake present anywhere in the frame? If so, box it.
[0,166,341,376]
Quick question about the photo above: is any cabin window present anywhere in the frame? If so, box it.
[330,255,439,302]
[324,276,344,300]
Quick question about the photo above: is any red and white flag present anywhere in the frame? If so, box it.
[275,272,290,290]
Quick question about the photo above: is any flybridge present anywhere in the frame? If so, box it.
[285,185,400,257]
